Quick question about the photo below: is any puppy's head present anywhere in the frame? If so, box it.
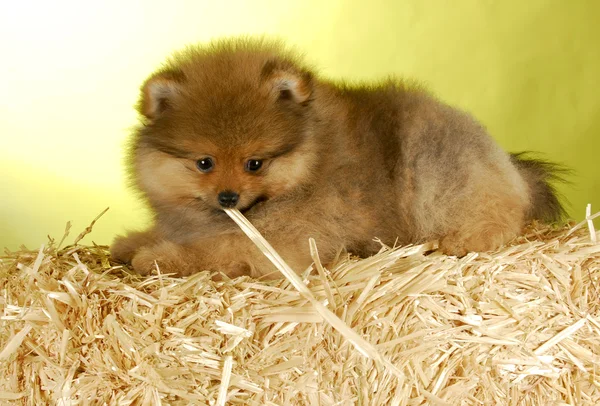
[131,40,318,213]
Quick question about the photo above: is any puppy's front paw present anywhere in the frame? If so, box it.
[130,248,160,276]
[130,242,194,277]
[110,235,139,264]
[110,230,159,264]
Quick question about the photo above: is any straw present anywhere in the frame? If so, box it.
[0,206,598,404]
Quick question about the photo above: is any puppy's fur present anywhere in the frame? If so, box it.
[111,38,566,279]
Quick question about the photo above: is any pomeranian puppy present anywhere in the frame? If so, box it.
[110,37,565,279]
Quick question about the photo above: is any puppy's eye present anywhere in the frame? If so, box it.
[196,157,214,172]
[245,159,263,173]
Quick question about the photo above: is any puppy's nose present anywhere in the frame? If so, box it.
[218,191,240,208]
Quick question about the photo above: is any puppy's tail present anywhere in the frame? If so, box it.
[510,152,570,223]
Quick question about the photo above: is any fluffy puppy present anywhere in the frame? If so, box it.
[110,37,566,279]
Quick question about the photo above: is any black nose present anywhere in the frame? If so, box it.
[218,191,240,208]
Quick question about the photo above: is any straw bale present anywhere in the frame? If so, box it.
[1,209,599,405]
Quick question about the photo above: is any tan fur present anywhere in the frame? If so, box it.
[111,37,565,279]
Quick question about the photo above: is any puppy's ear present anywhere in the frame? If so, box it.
[138,69,185,120]
[261,60,313,104]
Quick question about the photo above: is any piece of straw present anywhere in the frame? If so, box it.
[216,355,233,406]
[224,208,405,382]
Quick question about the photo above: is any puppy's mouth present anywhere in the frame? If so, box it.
[239,195,268,214]
[208,195,268,215]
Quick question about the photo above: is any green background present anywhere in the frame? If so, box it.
[1,0,598,250]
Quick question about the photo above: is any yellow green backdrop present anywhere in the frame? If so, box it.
[1,0,598,250]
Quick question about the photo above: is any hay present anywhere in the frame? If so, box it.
[1,208,600,405]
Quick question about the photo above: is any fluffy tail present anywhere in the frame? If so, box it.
[510,152,569,223]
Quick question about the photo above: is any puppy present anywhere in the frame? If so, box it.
[110,37,566,279]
